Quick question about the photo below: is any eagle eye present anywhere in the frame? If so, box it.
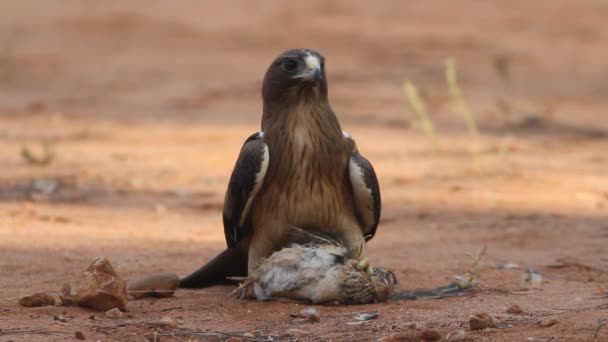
[281,59,299,73]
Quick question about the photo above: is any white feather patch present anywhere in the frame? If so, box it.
[239,144,269,227]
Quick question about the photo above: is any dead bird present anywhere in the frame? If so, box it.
[230,230,397,304]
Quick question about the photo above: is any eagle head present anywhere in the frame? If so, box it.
[262,48,328,107]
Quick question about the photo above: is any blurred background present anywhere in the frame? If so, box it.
[1,0,606,127]
[1,2,607,340]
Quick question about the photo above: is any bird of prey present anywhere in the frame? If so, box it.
[180,48,381,288]
[229,230,397,304]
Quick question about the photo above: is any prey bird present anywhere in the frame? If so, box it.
[180,48,381,288]
[229,229,397,304]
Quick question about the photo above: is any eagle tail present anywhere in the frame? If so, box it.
[179,247,247,288]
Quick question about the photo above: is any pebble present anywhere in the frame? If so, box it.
[420,329,442,341]
[299,307,320,322]
[377,332,416,341]
[354,311,379,321]
[225,338,244,342]
[105,308,125,319]
[469,312,496,330]
[507,304,524,314]
[522,268,543,288]
[53,314,68,322]
[538,318,558,327]
[445,329,467,342]
[148,316,178,329]
[74,331,86,340]
[287,328,308,335]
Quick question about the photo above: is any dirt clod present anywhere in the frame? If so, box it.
[469,312,496,330]
[445,329,467,342]
[74,258,127,311]
[297,307,320,322]
[287,328,308,335]
[507,304,524,314]
[53,314,67,322]
[19,292,62,307]
[225,337,244,342]
[75,331,85,340]
[377,332,417,342]
[105,307,126,319]
[148,316,178,329]
[355,311,379,321]
[538,318,558,327]
[419,328,442,341]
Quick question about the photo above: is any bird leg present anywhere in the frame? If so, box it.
[227,277,256,299]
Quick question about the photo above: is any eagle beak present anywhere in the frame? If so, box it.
[295,55,323,82]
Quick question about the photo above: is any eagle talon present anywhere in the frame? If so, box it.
[356,258,373,274]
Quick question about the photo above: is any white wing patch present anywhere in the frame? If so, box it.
[239,144,269,227]
[349,158,372,199]
[349,157,374,225]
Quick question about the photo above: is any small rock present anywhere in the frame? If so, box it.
[32,179,58,195]
[407,322,417,329]
[74,331,86,340]
[538,318,558,327]
[225,338,244,342]
[354,311,379,321]
[419,329,442,341]
[377,332,417,342]
[53,314,68,322]
[242,333,255,338]
[148,316,178,329]
[507,304,524,314]
[19,292,62,307]
[498,262,520,270]
[287,328,308,335]
[445,329,467,342]
[88,314,96,320]
[469,312,496,330]
[74,258,127,311]
[128,272,179,299]
[298,307,320,322]
[522,268,543,288]
[105,308,125,319]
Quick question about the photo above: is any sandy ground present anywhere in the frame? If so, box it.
[1,1,607,341]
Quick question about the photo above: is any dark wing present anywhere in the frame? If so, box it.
[344,131,381,241]
[223,132,269,248]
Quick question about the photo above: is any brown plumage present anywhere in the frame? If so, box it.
[180,49,381,288]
